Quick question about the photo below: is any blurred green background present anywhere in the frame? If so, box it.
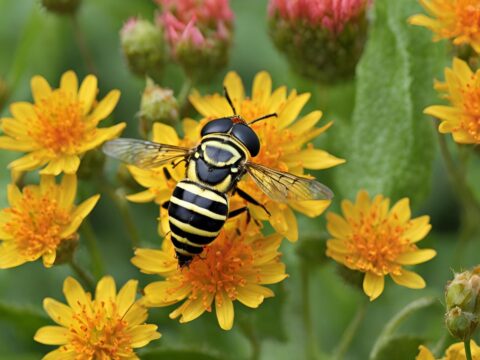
[0,0,479,359]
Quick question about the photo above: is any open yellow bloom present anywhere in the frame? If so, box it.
[132,216,287,330]
[326,190,435,301]
[0,175,99,268]
[409,0,480,53]
[34,276,161,360]
[0,71,126,175]
[425,57,480,144]
[416,341,480,359]
[189,71,344,241]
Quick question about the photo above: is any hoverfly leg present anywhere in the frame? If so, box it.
[172,158,186,169]
[161,201,170,210]
[235,188,271,216]
[227,207,248,218]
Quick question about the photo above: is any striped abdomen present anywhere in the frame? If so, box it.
[168,180,228,266]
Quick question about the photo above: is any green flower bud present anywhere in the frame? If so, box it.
[444,267,480,340]
[139,78,179,135]
[41,0,81,14]
[120,18,166,81]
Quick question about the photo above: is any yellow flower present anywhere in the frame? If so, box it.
[131,216,287,330]
[425,57,480,144]
[416,341,480,359]
[0,71,126,175]
[409,0,480,53]
[0,175,99,269]
[34,276,161,360]
[326,190,435,301]
[189,71,345,241]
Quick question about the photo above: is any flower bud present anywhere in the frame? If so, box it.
[268,0,369,84]
[139,78,179,136]
[157,0,234,83]
[41,0,81,14]
[53,234,79,266]
[120,17,167,80]
[444,267,480,340]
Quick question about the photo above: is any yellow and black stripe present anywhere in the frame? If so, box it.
[168,180,229,266]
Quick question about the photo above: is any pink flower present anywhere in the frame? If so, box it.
[269,0,368,34]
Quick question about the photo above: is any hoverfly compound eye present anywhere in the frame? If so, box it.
[200,118,234,137]
[231,124,260,157]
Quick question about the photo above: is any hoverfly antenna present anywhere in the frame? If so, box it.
[248,113,278,125]
[223,86,237,115]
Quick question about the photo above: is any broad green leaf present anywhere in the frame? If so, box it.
[372,335,425,360]
[335,0,448,203]
[0,301,49,335]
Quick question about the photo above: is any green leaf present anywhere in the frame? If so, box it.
[335,0,448,203]
[371,335,425,360]
[0,301,49,336]
[140,348,222,360]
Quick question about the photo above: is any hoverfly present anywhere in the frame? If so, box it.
[103,88,333,266]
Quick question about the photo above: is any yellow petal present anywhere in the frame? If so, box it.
[43,298,73,327]
[131,248,177,276]
[215,291,234,330]
[326,212,351,238]
[416,345,435,360]
[452,57,473,85]
[0,244,26,269]
[278,92,310,129]
[285,148,345,170]
[34,326,68,345]
[89,89,120,125]
[31,75,52,103]
[0,136,36,151]
[396,249,436,265]
[78,75,98,115]
[60,71,78,95]
[10,102,37,123]
[95,276,117,307]
[128,324,161,348]
[71,194,100,220]
[267,86,287,113]
[256,262,288,284]
[123,303,148,325]
[389,198,411,222]
[179,297,210,323]
[8,152,47,172]
[42,348,76,360]
[391,269,426,289]
[42,250,56,268]
[269,204,298,242]
[405,216,431,243]
[223,71,245,111]
[363,272,384,301]
[424,105,460,123]
[39,157,66,176]
[117,279,138,316]
[77,123,126,153]
[144,280,191,305]
[59,174,77,210]
[356,190,371,213]
[288,111,322,134]
[237,284,273,308]
[152,122,179,145]
[63,277,90,312]
[126,190,156,203]
[289,199,331,218]
[252,71,272,108]
[63,155,80,174]
[7,184,22,207]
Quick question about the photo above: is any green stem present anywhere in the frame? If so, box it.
[300,263,320,360]
[80,219,105,279]
[69,259,95,291]
[465,339,473,360]
[333,300,368,360]
[71,15,97,75]
[178,78,193,118]
[239,318,261,360]
[97,176,142,248]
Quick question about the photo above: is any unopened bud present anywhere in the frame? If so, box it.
[120,17,166,80]
[139,78,179,136]
[445,266,480,340]
[268,0,369,84]
[41,0,81,14]
[53,235,79,266]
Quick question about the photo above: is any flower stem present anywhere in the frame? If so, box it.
[69,259,95,291]
[300,262,320,360]
[96,176,142,248]
[71,15,97,75]
[465,339,473,360]
[178,78,193,118]
[80,218,105,279]
[332,299,367,360]
[239,318,261,360]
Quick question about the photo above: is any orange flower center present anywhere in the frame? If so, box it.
[3,188,71,260]
[460,82,480,141]
[454,0,480,38]
[69,301,133,360]
[177,234,256,311]
[345,205,414,276]
[30,90,87,154]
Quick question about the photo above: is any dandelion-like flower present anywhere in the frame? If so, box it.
[131,216,287,330]
[425,57,480,144]
[0,71,126,175]
[34,276,161,359]
[417,341,480,360]
[326,190,435,301]
[189,71,345,241]
[0,175,99,269]
[409,0,480,53]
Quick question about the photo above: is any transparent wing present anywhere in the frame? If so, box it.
[103,138,191,169]
[246,162,333,202]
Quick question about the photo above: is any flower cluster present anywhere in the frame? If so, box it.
[417,341,480,360]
